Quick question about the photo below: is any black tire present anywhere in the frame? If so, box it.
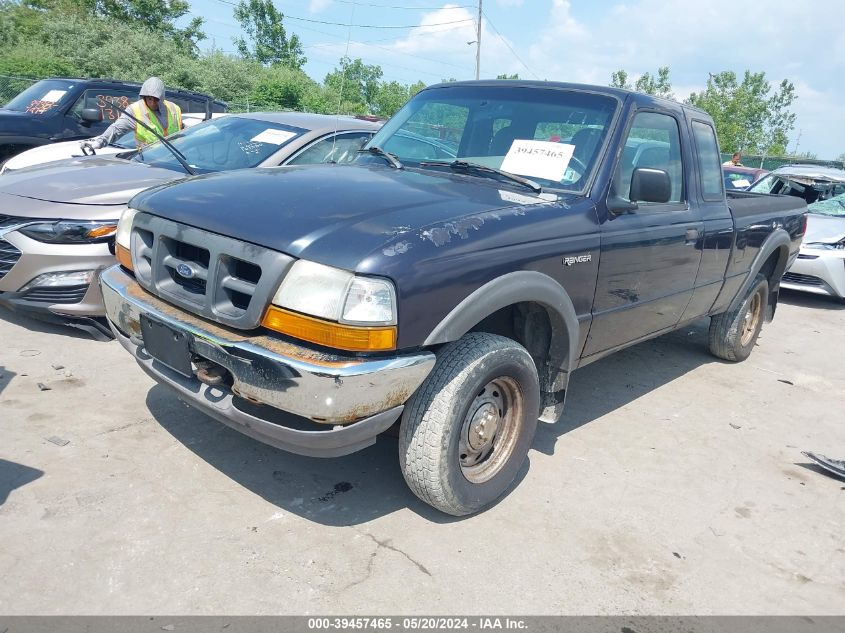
[398,332,540,516]
[708,274,768,362]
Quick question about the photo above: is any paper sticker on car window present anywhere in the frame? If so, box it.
[251,129,297,145]
[732,178,751,188]
[500,140,575,182]
[41,89,67,103]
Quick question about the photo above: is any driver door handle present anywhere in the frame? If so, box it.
[685,228,700,244]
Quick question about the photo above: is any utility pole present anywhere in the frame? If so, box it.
[475,0,482,80]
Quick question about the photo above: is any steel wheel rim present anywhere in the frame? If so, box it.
[740,290,763,346]
[459,376,524,484]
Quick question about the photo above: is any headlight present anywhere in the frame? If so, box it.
[115,207,140,250]
[18,220,118,244]
[271,260,397,325]
[115,207,140,270]
[262,260,398,352]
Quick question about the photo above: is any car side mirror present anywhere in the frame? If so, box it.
[630,167,671,204]
[81,108,103,123]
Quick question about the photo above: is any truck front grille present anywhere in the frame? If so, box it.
[0,238,22,280]
[130,214,294,329]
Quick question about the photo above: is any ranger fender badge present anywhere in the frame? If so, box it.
[563,253,592,266]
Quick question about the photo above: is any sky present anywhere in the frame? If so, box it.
[187,0,845,159]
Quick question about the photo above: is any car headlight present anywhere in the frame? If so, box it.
[17,220,118,244]
[115,207,140,270]
[261,260,397,352]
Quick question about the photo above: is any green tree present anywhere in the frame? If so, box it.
[686,70,796,156]
[249,65,317,110]
[372,79,424,117]
[324,56,383,113]
[24,0,204,53]
[496,73,519,80]
[610,66,673,99]
[233,0,305,69]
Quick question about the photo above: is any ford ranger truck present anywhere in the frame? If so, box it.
[99,81,807,516]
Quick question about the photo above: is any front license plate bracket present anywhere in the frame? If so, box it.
[140,314,194,378]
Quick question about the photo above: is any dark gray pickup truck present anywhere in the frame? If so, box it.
[100,81,807,515]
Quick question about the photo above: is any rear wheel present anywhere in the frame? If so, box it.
[708,274,768,362]
[398,332,540,516]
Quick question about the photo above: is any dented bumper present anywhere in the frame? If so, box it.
[99,265,435,457]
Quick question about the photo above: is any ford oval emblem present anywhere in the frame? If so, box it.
[176,263,196,279]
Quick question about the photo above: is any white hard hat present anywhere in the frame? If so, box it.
[139,77,165,101]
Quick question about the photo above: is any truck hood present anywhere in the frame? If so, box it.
[132,163,570,270]
[0,155,182,206]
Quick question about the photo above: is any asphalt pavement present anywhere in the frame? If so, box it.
[0,290,843,614]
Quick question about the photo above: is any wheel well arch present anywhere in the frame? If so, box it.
[423,271,579,422]
[729,229,792,316]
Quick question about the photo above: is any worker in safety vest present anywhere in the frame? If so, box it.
[82,77,183,150]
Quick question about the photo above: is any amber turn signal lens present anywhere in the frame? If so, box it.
[115,243,133,270]
[87,224,118,239]
[262,305,397,352]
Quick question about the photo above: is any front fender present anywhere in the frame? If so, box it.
[423,270,580,423]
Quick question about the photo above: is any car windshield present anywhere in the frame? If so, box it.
[134,116,306,173]
[4,79,76,114]
[724,170,754,189]
[364,85,618,191]
[807,192,845,216]
[111,131,136,149]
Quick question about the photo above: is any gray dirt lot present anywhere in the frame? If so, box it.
[0,289,843,615]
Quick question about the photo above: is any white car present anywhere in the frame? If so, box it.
[0,113,225,174]
[781,192,845,299]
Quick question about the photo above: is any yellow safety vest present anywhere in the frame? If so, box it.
[129,99,182,147]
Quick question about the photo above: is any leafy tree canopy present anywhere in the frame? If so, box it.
[233,0,305,69]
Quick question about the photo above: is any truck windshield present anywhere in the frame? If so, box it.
[133,116,305,173]
[4,79,77,114]
[365,85,618,191]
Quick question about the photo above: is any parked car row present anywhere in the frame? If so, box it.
[1,79,810,516]
[0,77,226,163]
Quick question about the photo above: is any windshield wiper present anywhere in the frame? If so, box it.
[419,160,541,193]
[110,103,195,176]
[359,145,403,169]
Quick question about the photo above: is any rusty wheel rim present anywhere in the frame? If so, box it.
[459,376,524,484]
[740,290,763,347]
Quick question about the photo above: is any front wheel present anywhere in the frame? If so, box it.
[708,273,768,362]
[398,332,540,516]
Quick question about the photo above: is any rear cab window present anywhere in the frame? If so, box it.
[691,120,724,200]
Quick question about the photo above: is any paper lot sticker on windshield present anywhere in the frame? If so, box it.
[41,89,67,103]
[251,129,297,145]
[501,140,575,182]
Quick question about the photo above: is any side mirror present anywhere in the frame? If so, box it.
[81,108,103,123]
[630,167,671,204]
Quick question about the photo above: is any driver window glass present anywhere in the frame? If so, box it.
[616,111,684,204]
[71,89,134,121]
[286,132,374,165]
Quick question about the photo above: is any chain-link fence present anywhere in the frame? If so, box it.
[719,152,843,172]
[0,74,39,105]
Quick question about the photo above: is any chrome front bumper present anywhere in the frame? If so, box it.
[100,265,436,457]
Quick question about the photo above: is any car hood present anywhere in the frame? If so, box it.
[2,141,122,173]
[805,214,845,244]
[0,155,182,206]
[132,163,570,270]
